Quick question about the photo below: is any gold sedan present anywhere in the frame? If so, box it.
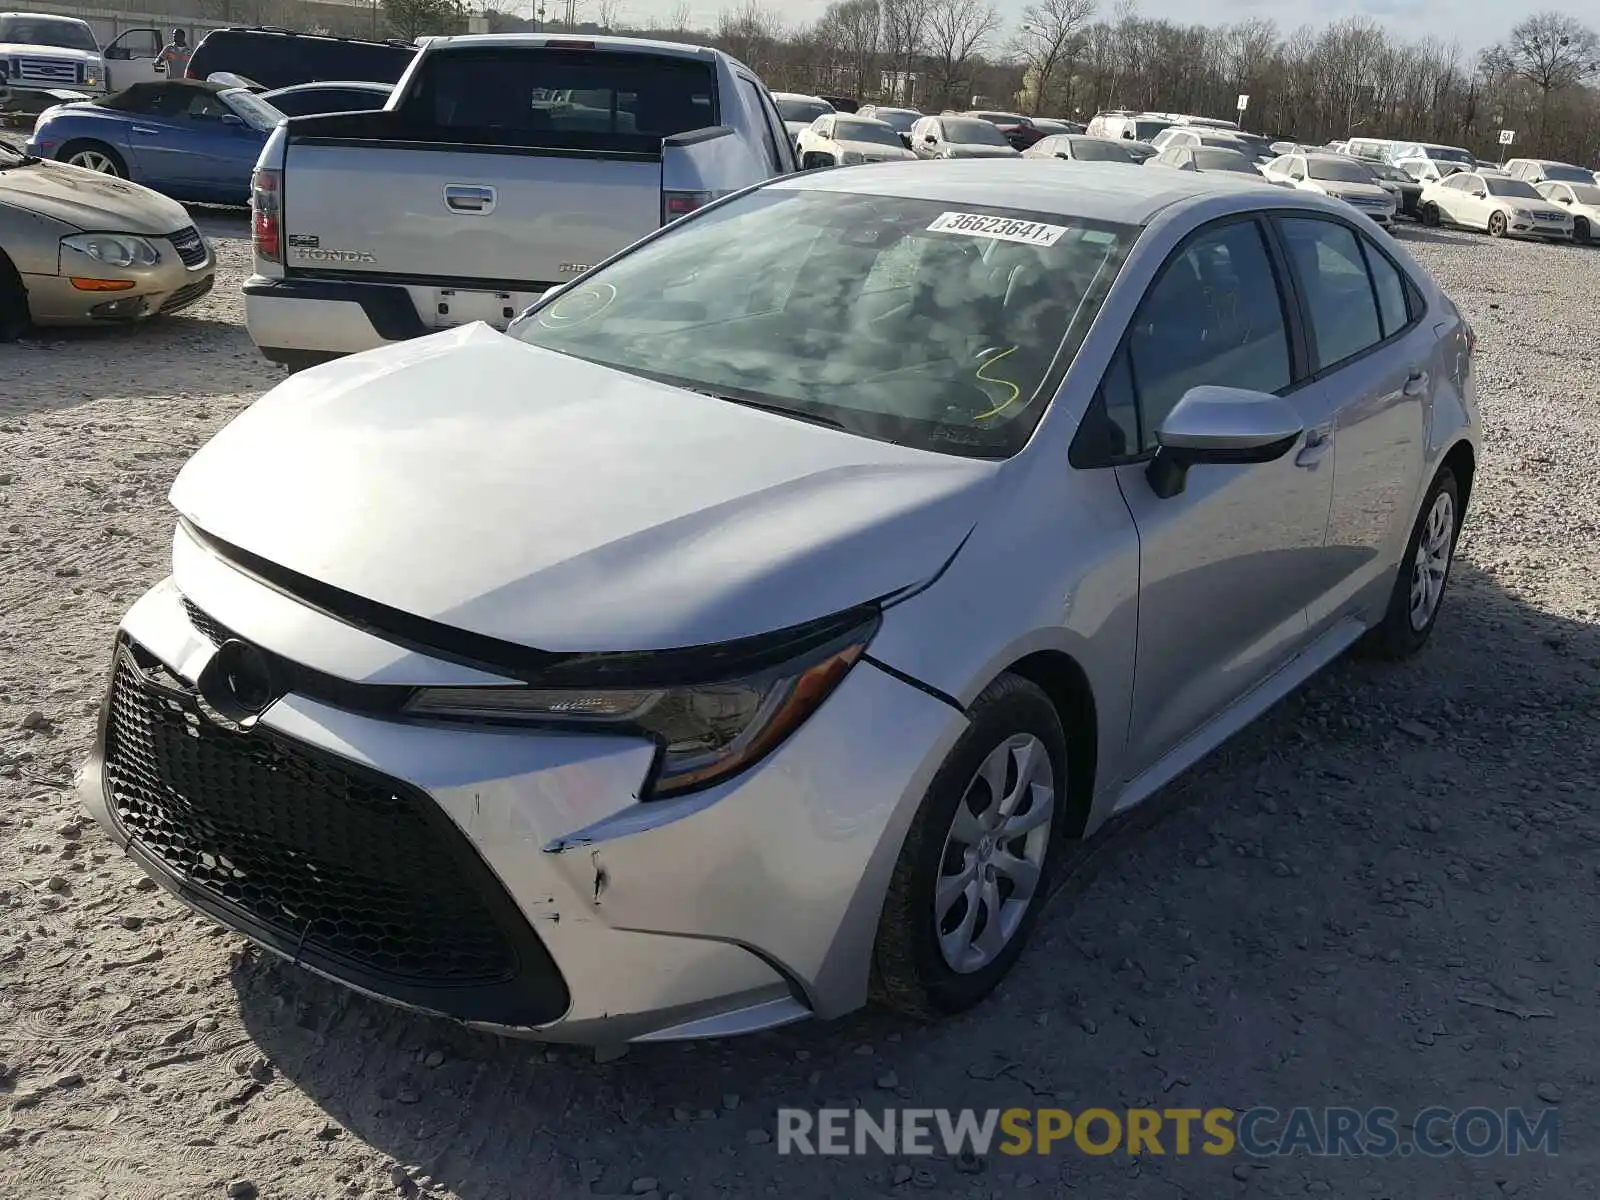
[0,138,216,340]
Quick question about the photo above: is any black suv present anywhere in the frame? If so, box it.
[185,27,417,89]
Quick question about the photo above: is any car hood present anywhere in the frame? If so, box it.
[1320,181,1391,201]
[838,138,915,160]
[0,158,191,234]
[946,144,1019,158]
[170,324,1000,653]
[0,42,98,61]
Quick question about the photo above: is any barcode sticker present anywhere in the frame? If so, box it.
[926,211,1069,247]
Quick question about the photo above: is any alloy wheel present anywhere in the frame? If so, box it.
[934,734,1055,974]
[1409,490,1455,631]
[1488,211,1506,237]
[66,149,120,175]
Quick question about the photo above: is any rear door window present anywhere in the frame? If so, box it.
[738,76,782,172]
[396,48,717,151]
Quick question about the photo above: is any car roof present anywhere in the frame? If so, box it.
[1303,152,1364,165]
[2,11,92,21]
[428,33,729,60]
[769,159,1279,223]
[773,91,827,101]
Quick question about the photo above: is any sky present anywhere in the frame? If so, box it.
[614,0,1535,58]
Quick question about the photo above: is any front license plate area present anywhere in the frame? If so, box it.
[433,289,519,331]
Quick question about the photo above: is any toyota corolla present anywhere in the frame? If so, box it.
[77,161,1479,1048]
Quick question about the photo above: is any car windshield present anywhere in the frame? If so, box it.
[1199,135,1243,149]
[870,109,919,132]
[975,112,1027,126]
[1538,163,1593,183]
[0,16,97,51]
[1134,120,1170,140]
[1423,146,1474,165]
[1567,183,1600,204]
[1366,162,1409,182]
[944,118,1011,146]
[1485,177,1543,199]
[834,119,903,147]
[1067,137,1132,162]
[1309,158,1375,183]
[222,90,286,131]
[1193,148,1255,172]
[776,96,832,123]
[510,189,1136,459]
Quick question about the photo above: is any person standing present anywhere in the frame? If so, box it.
[157,28,191,78]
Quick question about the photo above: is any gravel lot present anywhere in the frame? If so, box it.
[1,210,1597,1200]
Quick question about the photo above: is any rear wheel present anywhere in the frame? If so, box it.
[0,250,29,342]
[1575,217,1591,246]
[59,141,127,176]
[871,674,1068,1019]
[1361,466,1462,660]
[1487,210,1507,238]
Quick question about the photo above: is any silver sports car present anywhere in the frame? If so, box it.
[77,160,1479,1047]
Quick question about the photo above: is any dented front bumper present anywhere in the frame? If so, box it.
[77,547,964,1045]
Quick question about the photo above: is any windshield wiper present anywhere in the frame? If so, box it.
[0,152,41,170]
[686,388,851,432]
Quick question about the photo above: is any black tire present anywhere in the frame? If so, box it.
[1420,202,1441,228]
[1575,217,1591,246]
[1361,466,1462,660]
[870,673,1069,1020]
[57,140,127,177]
[0,248,29,342]
[1487,210,1507,238]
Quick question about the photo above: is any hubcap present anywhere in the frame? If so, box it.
[934,734,1055,974]
[1408,491,1455,631]
[67,150,116,174]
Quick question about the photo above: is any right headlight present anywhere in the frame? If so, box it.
[404,607,881,799]
[61,232,160,269]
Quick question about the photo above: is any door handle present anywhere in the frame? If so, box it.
[131,125,159,135]
[1402,370,1428,396]
[1295,425,1332,469]
[444,184,496,214]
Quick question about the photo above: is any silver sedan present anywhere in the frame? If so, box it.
[77,161,1479,1047]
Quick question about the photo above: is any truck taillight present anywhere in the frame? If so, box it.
[662,190,712,226]
[251,167,282,264]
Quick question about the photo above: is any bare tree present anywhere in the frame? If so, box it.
[1013,0,1096,115]
[594,0,626,30]
[1482,12,1600,143]
[716,0,784,73]
[665,0,692,32]
[881,0,931,103]
[816,0,881,96]
[925,0,999,108]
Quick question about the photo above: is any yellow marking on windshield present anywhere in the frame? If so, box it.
[974,345,1022,419]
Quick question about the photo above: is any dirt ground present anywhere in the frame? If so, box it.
[1,210,1597,1200]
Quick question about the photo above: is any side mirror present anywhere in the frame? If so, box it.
[1145,386,1304,499]
[1121,130,1133,138]
[219,113,244,126]
[899,132,912,149]
[924,133,937,144]
[1055,151,1069,160]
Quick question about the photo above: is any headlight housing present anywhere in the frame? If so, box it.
[404,607,881,799]
[61,232,161,269]
[1510,207,1531,221]
[840,150,866,165]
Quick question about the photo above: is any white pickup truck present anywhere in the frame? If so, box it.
[244,34,798,369]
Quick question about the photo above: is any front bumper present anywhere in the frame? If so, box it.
[24,227,215,325]
[77,565,963,1044]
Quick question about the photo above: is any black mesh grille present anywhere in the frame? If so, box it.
[161,277,214,313]
[168,226,208,268]
[183,598,233,645]
[101,640,569,1023]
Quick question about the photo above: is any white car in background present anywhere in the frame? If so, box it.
[772,91,834,146]
[1419,171,1573,241]
[1397,158,1469,186]
[796,114,916,169]
[1535,180,1600,245]
[1261,152,1397,226]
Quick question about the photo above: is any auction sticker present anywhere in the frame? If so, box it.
[926,211,1069,247]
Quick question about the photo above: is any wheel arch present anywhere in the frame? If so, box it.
[995,650,1098,838]
[1440,438,1475,516]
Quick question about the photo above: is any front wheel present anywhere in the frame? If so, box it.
[871,674,1068,1019]
[0,249,29,342]
[1487,210,1507,238]
[1574,217,1591,246]
[1361,466,1462,660]
[59,141,126,177]
[1420,202,1441,227]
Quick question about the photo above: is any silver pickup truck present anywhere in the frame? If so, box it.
[244,34,798,368]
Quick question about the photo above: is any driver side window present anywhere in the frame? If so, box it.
[1121,218,1293,450]
[185,93,231,120]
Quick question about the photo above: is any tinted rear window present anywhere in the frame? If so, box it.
[1193,149,1255,172]
[942,117,1009,145]
[1133,120,1170,140]
[392,48,717,150]
[1538,163,1592,182]
[1067,137,1132,162]
[188,32,414,88]
[775,96,832,123]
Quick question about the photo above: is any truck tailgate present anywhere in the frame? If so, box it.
[281,141,661,286]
